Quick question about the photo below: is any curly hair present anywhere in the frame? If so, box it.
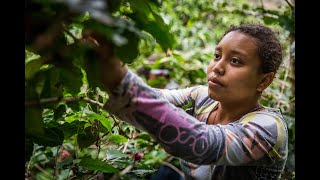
[221,24,283,73]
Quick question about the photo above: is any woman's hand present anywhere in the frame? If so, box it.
[100,55,128,93]
[81,29,128,93]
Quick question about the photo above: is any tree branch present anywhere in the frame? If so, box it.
[25,97,104,108]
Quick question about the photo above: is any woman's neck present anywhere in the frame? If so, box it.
[209,100,262,125]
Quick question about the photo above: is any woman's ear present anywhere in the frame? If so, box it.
[257,72,275,92]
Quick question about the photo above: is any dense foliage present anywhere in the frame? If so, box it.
[25,0,295,179]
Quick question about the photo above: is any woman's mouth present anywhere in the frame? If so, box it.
[208,76,224,87]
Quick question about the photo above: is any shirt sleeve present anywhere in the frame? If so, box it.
[103,70,287,166]
[152,86,200,108]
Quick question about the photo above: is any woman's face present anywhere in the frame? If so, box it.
[207,31,266,103]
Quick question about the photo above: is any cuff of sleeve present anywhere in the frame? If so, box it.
[102,70,133,113]
[102,69,161,120]
[109,69,133,96]
[103,69,152,117]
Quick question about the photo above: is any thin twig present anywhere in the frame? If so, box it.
[74,107,86,158]
[161,161,185,178]
[96,123,101,159]
[34,164,52,177]
[122,142,129,153]
[109,115,130,139]
[53,145,61,180]
[83,98,104,108]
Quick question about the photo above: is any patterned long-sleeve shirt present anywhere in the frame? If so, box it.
[104,70,288,180]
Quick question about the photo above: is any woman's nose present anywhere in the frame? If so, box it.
[212,61,225,75]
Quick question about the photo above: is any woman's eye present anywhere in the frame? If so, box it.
[214,53,220,59]
[230,58,240,64]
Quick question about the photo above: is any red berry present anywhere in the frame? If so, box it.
[61,150,70,160]
[134,152,143,161]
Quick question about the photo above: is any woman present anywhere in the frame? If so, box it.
[92,24,288,179]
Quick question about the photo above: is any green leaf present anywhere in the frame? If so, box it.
[81,47,105,90]
[60,121,87,139]
[25,49,41,63]
[109,135,128,144]
[67,101,81,112]
[106,149,130,160]
[79,157,120,173]
[31,127,64,147]
[147,77,168,88]
[128,0,177,51]
[137,132,152,141]
[113,30,140,64]
[142,20,177,51]
[131,169,156,177]
[82,18,141,80]
[39,68,64,108]
[262,16,279,25]
[84,109,113,132]
[53,104,67,120]
[35,168,54,180]
[279,14,295,33]
[83,19,114,40]
[42,109,54,124]
[73,11,90,22]
[64,23,83,45]
[182,101,193,111]
[64,114,81,123]
[35,53,83,97]
[34,76,47,98]
[57,156,73,169]
[56,66,83,96]
[77,127,96,148]
[58,169,72,180]
[25,50,43,80]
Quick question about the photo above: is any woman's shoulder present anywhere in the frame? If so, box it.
[237,107,288,161]
[239,106,288,135]
[261,106,283,117]
[240,106,284,123]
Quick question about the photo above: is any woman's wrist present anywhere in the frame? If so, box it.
[101,56,128,93]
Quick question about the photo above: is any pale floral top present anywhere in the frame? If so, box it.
[104,70,288,180]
